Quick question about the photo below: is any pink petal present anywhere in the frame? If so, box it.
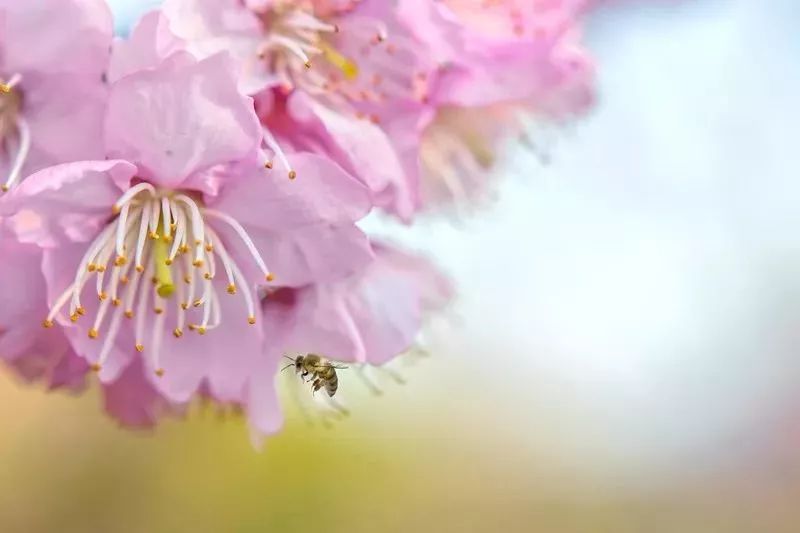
[153,280,265,403]
[103,357,177,428]
[161,0,274,94]
[231,222,375,287]
[0,237,73,365]
[210,154,371,232]
[108,11,187,82]
[1,160,136,247]
[0,0,112,78]
[104,52,261,190]
[22,75,108,170]
[288,94,416,221]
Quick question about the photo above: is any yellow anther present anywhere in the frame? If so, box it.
[42,319,54,328]
[98,291,108,301]
[120,276,129,285]
[188,324,197,331]
[90,363,102,373]
[183,275,192,284]
[192,259,204,268]
[124,310,134,319]
[248,316,256,325]
[111,204,121,215]
[135,265,145,273]
[180,302,189,310]
[155,368,165,377]
[135,343,144,352]
[153,307,164,315]
[112,298,122,307]
[204,272,213,280]
[192,299,203,308]
[288,170,297,180]
[173,328,183,338]
[87,263,97,272]
[164,258,173,266]
[149,231,159,240]
[114,256,127,267]
[88,328,99,339]
[76,306,86,316]
[226,284,237,295]
[265,273,275,282]
[0,83,11,94]
[205,243,213,252]
[264,161,273,169]
[196,326,207,335]
[304,60,312,69]
[96,265,106,273]
[70,313,79,323]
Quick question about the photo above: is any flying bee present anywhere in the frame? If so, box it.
[282,354,347,397]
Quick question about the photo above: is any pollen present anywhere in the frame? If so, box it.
[124,310,134,319]
[227,283,237,295]
[248,316,256,325]
[42,319,54,329]
[288,170,297,180]
[135,343,144,353]
[265,273,275,282]
[155,368,165,377]
[114,256,127,267]
[173,328,183,338]
[88,328,99,339]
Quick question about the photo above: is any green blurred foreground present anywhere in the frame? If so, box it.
[3,358,800,533]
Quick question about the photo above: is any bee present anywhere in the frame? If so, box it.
[282,354,347,397]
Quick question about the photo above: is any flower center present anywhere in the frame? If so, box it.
[254,3,429,176]
[0,73,30,193]
[43,183,275,376]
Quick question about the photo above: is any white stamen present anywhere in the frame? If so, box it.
[44,185,270,364]
[203,208,272,280]
[3,117,31,191]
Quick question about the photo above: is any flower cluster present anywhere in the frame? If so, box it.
[0,0,593,438]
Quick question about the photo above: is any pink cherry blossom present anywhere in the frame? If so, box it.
[155,0,432,220]
[0,0,112,192]
[2,51,373,436]
[396,0,595,210]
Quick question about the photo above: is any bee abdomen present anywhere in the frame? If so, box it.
[326,374,338,397]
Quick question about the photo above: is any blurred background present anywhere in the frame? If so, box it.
[3,0,800,531]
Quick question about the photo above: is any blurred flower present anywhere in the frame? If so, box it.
[262,242,453,366]
[397,0,595,210]
[0,0,112,192]
[2,51,372,437]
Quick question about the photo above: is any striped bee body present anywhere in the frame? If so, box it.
[283,354,347,397]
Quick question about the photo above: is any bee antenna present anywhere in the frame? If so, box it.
[280,363,295,373]
[283,355,296,362]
